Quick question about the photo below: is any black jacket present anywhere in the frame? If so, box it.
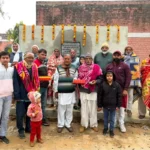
[13,67,31,101]
[97,81,122,109]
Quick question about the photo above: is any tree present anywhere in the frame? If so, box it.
[7,21,24,43]
[0,0,5,18]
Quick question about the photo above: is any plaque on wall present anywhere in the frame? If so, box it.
[61,42,81,57]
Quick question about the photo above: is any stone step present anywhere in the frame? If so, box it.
[10,106,150,125]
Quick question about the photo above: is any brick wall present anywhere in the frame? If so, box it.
[36,1,150,60]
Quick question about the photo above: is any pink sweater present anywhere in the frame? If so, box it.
[27,103,42,122]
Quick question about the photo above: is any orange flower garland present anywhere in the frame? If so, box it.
[73,25,76,42]
[41,25,44,43]
[82,25,86,46]
[61,24,64,44]
[31,25,35,40]
[107,25,110,41]
[116,25,120,43]
[96,25,99,44]
[52,24,55,40]
[22,24,26,41]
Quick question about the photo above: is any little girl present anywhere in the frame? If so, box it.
[27,91,43,147]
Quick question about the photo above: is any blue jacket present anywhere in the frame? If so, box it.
[13,67,32,101]
[10,52,23,63]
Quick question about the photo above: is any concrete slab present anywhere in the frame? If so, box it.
[10,101,150,125]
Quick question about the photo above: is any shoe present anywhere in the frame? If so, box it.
[19,132,25,139]
[42,120,50,126]
[57,127,63,133]
[127,110,132,117]
[37,139,44,144]
[66,127,73,132]
[110,130,115,138]
[0,136,9,144]
[79,126,85,133]
[30,142,35,147]
[91,127,98,132]
[49,104,54,108]
[139,115,145,119]
[120,124,126,133]
[103,128,108,135]
[25,130,30,133]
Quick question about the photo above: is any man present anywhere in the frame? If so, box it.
[31,45,39,58]
[106,51,131,133]
[70,49,79,68]
[0,51,14,144]
[78,54,102,133]
[53,54,78,133]
[10,43,23,65]
[139,56,150,119]
[13,51,40,139]
[94,42,113,74]
[123,45,141,117]
[34,49,49,126]
[47,49,64,107]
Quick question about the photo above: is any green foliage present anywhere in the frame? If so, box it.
[6,21,24,43]
[0,0,4,18]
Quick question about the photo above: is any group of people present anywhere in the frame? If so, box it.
[0,42,149,146]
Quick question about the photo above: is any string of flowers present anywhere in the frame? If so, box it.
[52,24,55,40]
[31,25,35,40]
[82,24,86,46]
[96,25,99,44]
[107,25,110,41]
[41,25,44,43]
[73,25,76,42]
[22,24,26,41]
[61,24,64,44]
[116,25,120,43]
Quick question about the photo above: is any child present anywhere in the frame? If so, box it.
[27,91,43,147]
[0,51,14,144]
[97,71,122,138]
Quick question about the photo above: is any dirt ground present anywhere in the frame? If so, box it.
[0,118,150,150]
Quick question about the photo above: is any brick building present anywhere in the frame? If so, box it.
[36,1,150,60]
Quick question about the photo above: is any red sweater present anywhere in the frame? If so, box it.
[34,58,42,67]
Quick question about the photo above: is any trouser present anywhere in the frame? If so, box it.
[80,94,97,128]
[0,95,12,136]
[30,121,42,142]
[16,101,30,133]
[138,96,147,116]
[40,88,47,121]
[115,107,125,126]
[127,88,134,111]
[103,108,116,131]
[57,104,74,128]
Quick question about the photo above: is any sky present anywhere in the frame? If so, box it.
[0,0,143,33]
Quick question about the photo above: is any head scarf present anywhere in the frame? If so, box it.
[47,51,64,76]
[11,43,22,62]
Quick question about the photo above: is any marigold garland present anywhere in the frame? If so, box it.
[107,25,110,41]
[31,25,35,40]
[41,25,44,43]
[116,25,120,43]
[61,24,64,44]
[22,24,26,41]
[73,25,76,42]
[82,25,86,46]
[96,25,99,44]
[52,24,55,40]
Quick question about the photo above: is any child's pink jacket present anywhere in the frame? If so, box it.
[27,103,42,122]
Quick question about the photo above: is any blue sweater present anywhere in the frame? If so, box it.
[13,67,32,101]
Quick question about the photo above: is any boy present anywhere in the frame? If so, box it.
[97,71,122,137]
[0,51,14,144]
